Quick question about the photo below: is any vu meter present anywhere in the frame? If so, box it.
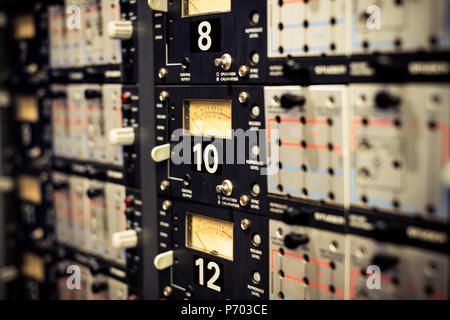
[183,99,232,139]
[186,213,233,261]
[182,0,231,17]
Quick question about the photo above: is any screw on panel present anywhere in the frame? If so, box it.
[162,200,172,210]
[163,286,172,297]
[238,91,249,104]
[159,91,169,101]
[240,218,251,230]
[160,180,170,191]
[158,68,168,79]
[238,65,249,78]
[240,195,250,206]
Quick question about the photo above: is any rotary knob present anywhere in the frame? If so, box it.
[280,93,306,109]
[112,230,138,249]
[283,233,309,249]
[109,127,135,146]
[375,91,400,110]
[107,21,133,40]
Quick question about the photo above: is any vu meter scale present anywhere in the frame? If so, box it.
[183,100,232,139]
[186,213,234,261]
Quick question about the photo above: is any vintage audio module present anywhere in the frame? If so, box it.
[0,0,448,301]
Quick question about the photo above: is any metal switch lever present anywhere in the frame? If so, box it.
[154,250,174,270]
[151,143,170,162]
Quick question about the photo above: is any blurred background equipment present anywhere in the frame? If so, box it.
[0,0,448,300]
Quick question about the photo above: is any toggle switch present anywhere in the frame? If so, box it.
[107,20,133,40]
[151,143,170,162]
[112,230,138,249]
[154,250,174,270]
[214,53,232,71]
[216,179,233,196]
[109,127,135,146]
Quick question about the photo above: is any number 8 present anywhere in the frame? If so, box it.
[198,21,212,51]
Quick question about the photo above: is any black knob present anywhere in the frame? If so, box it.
[280,94,306,110]
[375,91,400,110]
[84,89,102,99]
[91,282,108,294]
[283,59,310,82]
[87,188,103,198]
[371,254,399,271]
[282,206,311,225]
[284,233,309,249]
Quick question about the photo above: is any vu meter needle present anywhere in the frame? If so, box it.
[220,112,231,119]
[195,231,207,250]
[222,230,232,239]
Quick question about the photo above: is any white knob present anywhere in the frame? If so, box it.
[109,127,135,146]
[442,162,450,188]
[151,143,170,162]
[107,20,133,40]
[0,176,15,192]
[153,250,173,270]
[0,90,10,108]
[148,0,168,12]
[112,230,138,249]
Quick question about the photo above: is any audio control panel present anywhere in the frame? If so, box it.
[1,0,449,302]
